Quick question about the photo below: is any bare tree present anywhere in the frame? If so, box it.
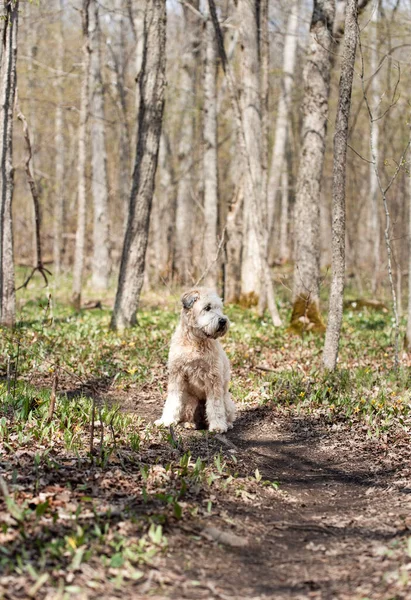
[208,0,282,325]
[224,185,243,303]
[111,0,166,331]
[0,0,19,328]
[174,0,200,284]
[238,0,262,297]
[267,0,299,248]
[290,0,335,332]
[148,132,173,284]
[323,0,358,371]
[26,0,38,264]
[16,97,51,290]
[53,0,65,276]
[132,4,144,147]
[279,168,290,262]
[407,160,411,348]
[202,14,218,288]
[72,0,91,310]
[108,0,132,226]
[89,0,110,290]
[369,2,380,293]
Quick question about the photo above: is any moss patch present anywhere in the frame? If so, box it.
[238,291,259,308]
[288,294,326,335]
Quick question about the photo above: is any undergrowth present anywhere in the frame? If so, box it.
[0,276,410,597]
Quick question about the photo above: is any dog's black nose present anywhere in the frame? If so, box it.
[218,318,227,329]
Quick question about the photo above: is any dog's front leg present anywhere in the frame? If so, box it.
[155,376,184,427]
[205,381,228,433]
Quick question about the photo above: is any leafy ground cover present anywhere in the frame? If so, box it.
[1,277,411,598]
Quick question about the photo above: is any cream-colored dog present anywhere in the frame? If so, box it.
[155,288,236,433]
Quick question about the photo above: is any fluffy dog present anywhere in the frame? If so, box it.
[155,287,236,433]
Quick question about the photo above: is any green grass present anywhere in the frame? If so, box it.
[2,277,410,435]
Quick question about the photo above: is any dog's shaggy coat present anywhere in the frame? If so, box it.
[155,288,236,433]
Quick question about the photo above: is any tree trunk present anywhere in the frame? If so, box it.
[279,168,289,262]
[323,0,358,371]
[208,0,282,326]
[89,0,110,290]
[0,0,18,328]
[54,0,65,276]
[238,0,262,298]
[148,132,173,284]
[202,15,218,288]
[369,3,380,293]
[132,5,144,150]
[290,0,335,334]
[111,0,166,331]
[407,159,411,346]
[174,0,199,284]
[109,0,132,230]
[72,0,91,310]
[267,0,299,244]
[260,0,269,214]
[224,184,243,303]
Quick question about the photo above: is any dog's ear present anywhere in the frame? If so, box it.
[181,289,200,310]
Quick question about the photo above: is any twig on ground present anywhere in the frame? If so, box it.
[215,434,239,450]
[254,365,275,372]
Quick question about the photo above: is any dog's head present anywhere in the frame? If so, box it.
[181,288,230,340]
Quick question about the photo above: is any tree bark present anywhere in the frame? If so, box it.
[202,15,218,288]
[267,0,299,244]
[369,3,380,293]
[148,132,173,284]
[89,0,110,290]
[174,0,199,284]
[224,184,243,303]
[407,157,411,347]
[290,0,335,334]
[109,0,132,229]
[53,0,65,276]
[323,0,358,371]
[111,0,166,331]
[72,0,91,310]
[132,5,144,149]
[260,0,269,215]
[279,168,289,262]
[0,0,18,328]
[238,0,262,298]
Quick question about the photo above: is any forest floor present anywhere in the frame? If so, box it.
[1,279,411,599]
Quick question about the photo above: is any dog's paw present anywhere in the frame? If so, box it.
[154,418,174,427]
[208,421,228,433]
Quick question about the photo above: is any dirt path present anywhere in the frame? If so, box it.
[143,400,411,600]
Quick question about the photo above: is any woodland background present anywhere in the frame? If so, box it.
[1,1,411,599]
[12,0,411,331]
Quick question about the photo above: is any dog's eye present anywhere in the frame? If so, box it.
[204,305,211,311]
